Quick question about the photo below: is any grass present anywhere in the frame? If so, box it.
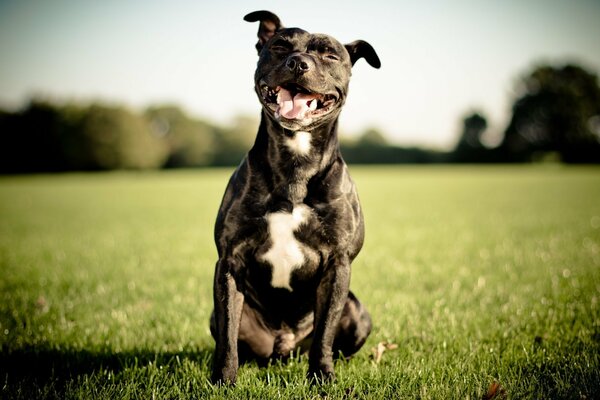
[1,165,599,399]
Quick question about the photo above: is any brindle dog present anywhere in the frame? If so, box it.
[210,10,380,385]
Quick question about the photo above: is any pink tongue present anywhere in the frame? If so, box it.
[277,87,318,119]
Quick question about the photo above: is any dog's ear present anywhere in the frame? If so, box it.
[244,11,283,54]
[344,40,381,69]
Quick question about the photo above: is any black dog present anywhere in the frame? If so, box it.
[210,10,380,385]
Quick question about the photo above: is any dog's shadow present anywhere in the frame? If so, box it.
[2,343,351,394]
[1,345,303,379]
[1,345,214,388]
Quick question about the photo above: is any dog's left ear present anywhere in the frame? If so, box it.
[244,10,283,54]
[345,40,381,69]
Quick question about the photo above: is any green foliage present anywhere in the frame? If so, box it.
[341,129,445,164]
[210,115,257,166]
[450,112,505,163]
[145,106,216,168]
[501,64,600,162]
[456,112,487,149]
[0,100,68,172]
[1,167,599,398]
[0,100,260,172]
[1,62,599,171]
[0,101,170,171]
[356,128,389,147]
[77,104,170,169]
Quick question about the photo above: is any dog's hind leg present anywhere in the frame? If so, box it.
[237,303,276,359]
[211,305,274,364]
[332,291,372,358]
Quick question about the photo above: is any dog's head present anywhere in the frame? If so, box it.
[245,11,380,131]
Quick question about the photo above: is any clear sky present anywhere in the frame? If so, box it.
[1,0,599,149]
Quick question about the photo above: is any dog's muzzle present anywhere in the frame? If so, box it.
[259,81,339,121]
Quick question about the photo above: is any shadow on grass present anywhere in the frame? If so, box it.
[0,345,214,391]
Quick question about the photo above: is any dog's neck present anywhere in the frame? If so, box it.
[248,112,341,204]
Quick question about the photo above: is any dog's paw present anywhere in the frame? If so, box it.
[273,332,296,358]
[211,368,237,386]
[307,364,335,385]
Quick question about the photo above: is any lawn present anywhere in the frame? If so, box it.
[1,166,599,399]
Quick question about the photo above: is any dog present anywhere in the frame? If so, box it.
[210,10,380,385]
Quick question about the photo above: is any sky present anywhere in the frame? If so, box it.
[1,0,600,149]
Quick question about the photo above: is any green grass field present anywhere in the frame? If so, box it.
[1,166,599,399]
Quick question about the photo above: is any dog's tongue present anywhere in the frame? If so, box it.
[277,87,318,119]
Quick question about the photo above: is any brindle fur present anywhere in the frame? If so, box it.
[210,10,380,385]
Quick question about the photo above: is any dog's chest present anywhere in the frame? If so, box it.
[258,204,319,291]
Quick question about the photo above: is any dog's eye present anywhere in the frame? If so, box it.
[324,54,340,61]
[270,40,291,54]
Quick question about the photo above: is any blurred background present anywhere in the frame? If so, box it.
[1,0,600,172]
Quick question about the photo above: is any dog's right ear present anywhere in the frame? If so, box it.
[244,11,283,54]
[345,40,381,69]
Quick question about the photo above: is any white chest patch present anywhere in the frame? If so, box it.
[285,131,312,156]
[260,205,309,291]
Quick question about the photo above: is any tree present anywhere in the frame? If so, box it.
[458,112,487,148]
[501,64,600,162]
[211,115,258,166]
[76,104,169,169]
[340,127,444,164]
[145,106,216,167]
[450,112,494,163]
[356,128,389,148]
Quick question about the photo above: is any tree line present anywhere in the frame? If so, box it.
[1,62,599,173]
[0,103,260,173]
[451,63,600,163]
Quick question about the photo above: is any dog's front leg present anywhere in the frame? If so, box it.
[309,256,350,382]
[211,257,244,385]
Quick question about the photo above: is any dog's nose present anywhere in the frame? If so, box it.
[286,55,311,74]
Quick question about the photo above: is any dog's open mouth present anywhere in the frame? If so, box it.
[259,82,337,120]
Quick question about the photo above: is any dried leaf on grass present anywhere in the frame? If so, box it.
[35,296,49,314]
[482,381,507,400]
[371,341,398,364]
